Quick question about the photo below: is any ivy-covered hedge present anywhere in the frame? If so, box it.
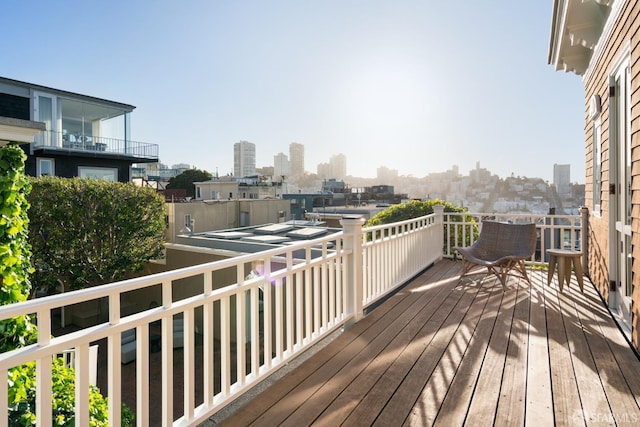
[365,199,478,248]
[28,177,166,293]
[0,144,37,351]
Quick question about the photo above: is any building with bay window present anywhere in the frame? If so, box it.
[0,76,159,182]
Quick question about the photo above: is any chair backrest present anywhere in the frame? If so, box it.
[472,221,537,261]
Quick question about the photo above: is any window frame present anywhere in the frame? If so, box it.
[592,114,602,216]
[78,166,118,181]
[36,158,55,177]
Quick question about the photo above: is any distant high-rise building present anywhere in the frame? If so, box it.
[289,142,305,176]
[273,152,290,180]
[553,163,571,195]
[317,154,347,180]
[330,153,347,180]
[316,162,330,179]
[234,140,256,177]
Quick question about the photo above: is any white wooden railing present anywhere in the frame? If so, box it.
[0,213,444,427]
[0,208,585,426]
[441,211,585,265]
[361,206,444,308]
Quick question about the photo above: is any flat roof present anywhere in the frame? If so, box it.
[174,220,339,254]
[0,76,136,111]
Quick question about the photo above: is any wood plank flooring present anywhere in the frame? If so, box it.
[217,259,640,426]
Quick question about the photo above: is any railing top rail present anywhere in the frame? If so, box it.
[444,212,580,222]
[362,212,439,233]
[35,130,156,148]
[0,228,346,322]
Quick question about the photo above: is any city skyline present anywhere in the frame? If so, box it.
[229,140,577,185]
[1,1,584,183]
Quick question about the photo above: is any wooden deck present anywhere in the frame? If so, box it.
[218,259,640,426]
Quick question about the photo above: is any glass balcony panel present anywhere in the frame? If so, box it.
[60,98,128,148]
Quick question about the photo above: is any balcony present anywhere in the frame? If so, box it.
[1,210,638,426]
[31,130,159,161]
[221,260,640,426]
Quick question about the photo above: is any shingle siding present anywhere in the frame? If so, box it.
[584,0,640,349]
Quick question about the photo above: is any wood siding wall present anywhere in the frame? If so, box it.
[583,0,640,349]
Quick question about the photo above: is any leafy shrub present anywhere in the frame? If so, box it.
[8,358,134,427]
[28,177,166,292]
[365,199,478,248]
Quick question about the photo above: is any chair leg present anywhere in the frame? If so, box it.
[498,273,508,290]
[515,260,532,285]
[487,265,508,290]
[458,261,488,286]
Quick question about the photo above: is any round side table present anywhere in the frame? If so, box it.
[546,249,584,292]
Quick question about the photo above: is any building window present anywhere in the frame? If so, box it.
[78,166,117,181]
[179,214,193,234]
[593,116,602,216]
[37,158,55,177]
[196,186,201,199]
[184,214,194,232]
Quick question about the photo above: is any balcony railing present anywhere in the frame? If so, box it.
[0,209,585,426]
[32,130,159,161]
[442,211,585,261]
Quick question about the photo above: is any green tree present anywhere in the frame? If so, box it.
[28,177,166,292]
[166,168,212,198]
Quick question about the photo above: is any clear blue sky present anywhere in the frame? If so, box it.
[1,0,585,183]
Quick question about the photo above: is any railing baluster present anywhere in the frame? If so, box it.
[329,254,336,325]
[313,264,320,337]
[251,285,260,377]
[321,243,328,331]
[0,368,6,427]
[285,276,293,356]
[262,268,272,370]
[184,309,195,421]
[304,249,312,343]
[275,277,284,359]
[35,356,53,427]
[295,270,303,349]
[203,274,215,405]
[220,296,231,396]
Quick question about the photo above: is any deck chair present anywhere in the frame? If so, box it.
[455,221,537,289]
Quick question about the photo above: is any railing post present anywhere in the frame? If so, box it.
[433,205,445,260]
[581,206,589,276]
[340,215,364,324]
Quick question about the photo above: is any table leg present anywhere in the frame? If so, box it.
[557,257,566,292]
[572,257,584,292]
[547,255,557,286]
[564,258,573,290]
